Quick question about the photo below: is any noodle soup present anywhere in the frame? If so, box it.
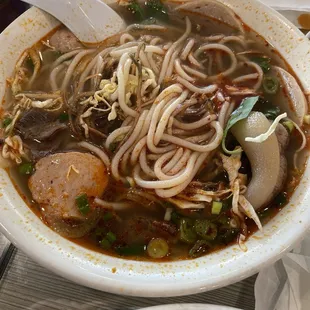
[1,0,308,261]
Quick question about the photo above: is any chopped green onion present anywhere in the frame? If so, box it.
[99,238,111,249]
[75,193,90,215]
[59,113,69,122]
[216,214,230,226]
[211,201,223,215]
[171,211,181,225]
[127,1,145,21]
[194,219,217,240]
[106,231,117,243]
[2,118,12,128]
[252,57,271,73]
[147,238,169,259]
[304,114,310,125]
[18,163,34,175]
[116,244,146,256]
[282,120,294,133]
[189,240,211,258]
[95,227,106,237]
[263,76,279,94]
[179,218,197,244]
[103,212,113,221]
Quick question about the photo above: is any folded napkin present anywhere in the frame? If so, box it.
[255,231,310,310]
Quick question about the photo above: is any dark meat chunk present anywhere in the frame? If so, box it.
[49,28,83,53]
[16,108,66,141]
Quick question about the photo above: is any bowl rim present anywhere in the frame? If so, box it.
[1,1,310,297]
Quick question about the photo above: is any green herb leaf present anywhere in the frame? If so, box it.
[18,162,34,175]
[95,227,106,237]
[145,0,169,21]
[263,76,279,94]
[59,113,69,122]
[217,228,239,245]
[194,219,217,240]
[116,244,146,256]
[189,240,211,258]
[2,118,12,128]
[99,238,111,249]
[252,57,271,73]
[127,1,145,21]
[75,193,90,215]
[171,211,181,225]
[222,96,259,154]
[103,212,113,221]
[106,231,117,243]
[179,218,197,244]
[255,98,280,120]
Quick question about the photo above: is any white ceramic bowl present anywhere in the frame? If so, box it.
[1,0,310,297]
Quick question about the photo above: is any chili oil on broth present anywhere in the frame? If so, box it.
[1,0,309,262]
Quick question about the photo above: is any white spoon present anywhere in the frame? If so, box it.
[22,0,125,44]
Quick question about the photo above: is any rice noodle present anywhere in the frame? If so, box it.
[78,141,110,167]
[194,43,238,79]
[61,50,94,91]
[174,59,195,82]
[158,17,192,84]
[181,39,195,61]
[176,76,218,94]
[182,64,208,79]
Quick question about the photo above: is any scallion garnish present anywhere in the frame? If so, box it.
[211,201,223,215]
[106,231,117,243]
[18,163,34,175]
[252,57,271,73]
[75,193,90,215]
[2,118,12,128]
[194,219,217,240]
[282,120,294,133]
[179,218,197,244]
[263,76,279,94]
[99,238,111,249]
[189,240,211,258]
[304,114,310,125]
[116,244,146,256]
[103,212,113,221]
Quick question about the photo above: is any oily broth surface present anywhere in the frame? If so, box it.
[3,3,309,261]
